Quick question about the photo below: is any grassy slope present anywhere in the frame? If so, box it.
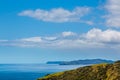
[38,61,120,80]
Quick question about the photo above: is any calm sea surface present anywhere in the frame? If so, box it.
[0,64,85,80]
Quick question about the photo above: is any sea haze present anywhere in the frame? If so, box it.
[0,64,84,80]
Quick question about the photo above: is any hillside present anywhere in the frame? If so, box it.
[38,61,120,80]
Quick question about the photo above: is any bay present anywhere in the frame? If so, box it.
[0,64,85,80]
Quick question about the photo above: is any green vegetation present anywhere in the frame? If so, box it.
[38,61,120,80]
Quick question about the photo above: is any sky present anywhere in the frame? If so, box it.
[0,0,120,63]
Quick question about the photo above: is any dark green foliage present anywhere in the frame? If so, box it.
[38,61,120,80]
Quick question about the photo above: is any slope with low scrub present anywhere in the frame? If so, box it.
[38,61,120,80]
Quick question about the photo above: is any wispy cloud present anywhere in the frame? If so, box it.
[18,7,92,24]
[20,37,42,42]
[105,0,120,28]
[0,40,8,42]
[1,29,120,49]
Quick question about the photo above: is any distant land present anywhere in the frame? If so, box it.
[38,60,120,80]
[47,61,65,64]
[46,59,114,65]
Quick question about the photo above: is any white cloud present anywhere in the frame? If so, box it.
[1,29,120,49]
[62,31,76,37]
[84,28,120,44]
[105,0,120,28]
[44,37,57,41]
[20,37,42,42]
[18,7,90,23]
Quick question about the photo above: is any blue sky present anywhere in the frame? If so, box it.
[0,0,120,63]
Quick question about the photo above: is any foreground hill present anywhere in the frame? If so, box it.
[47,59,114,65]
[38,61,120,80]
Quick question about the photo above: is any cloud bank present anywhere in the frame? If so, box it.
[1,28,120,49]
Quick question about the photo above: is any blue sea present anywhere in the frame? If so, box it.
[0,64,85,80]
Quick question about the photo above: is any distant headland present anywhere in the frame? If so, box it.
[46,59,114,65]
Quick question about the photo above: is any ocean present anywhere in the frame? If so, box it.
[0,64,84,80]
